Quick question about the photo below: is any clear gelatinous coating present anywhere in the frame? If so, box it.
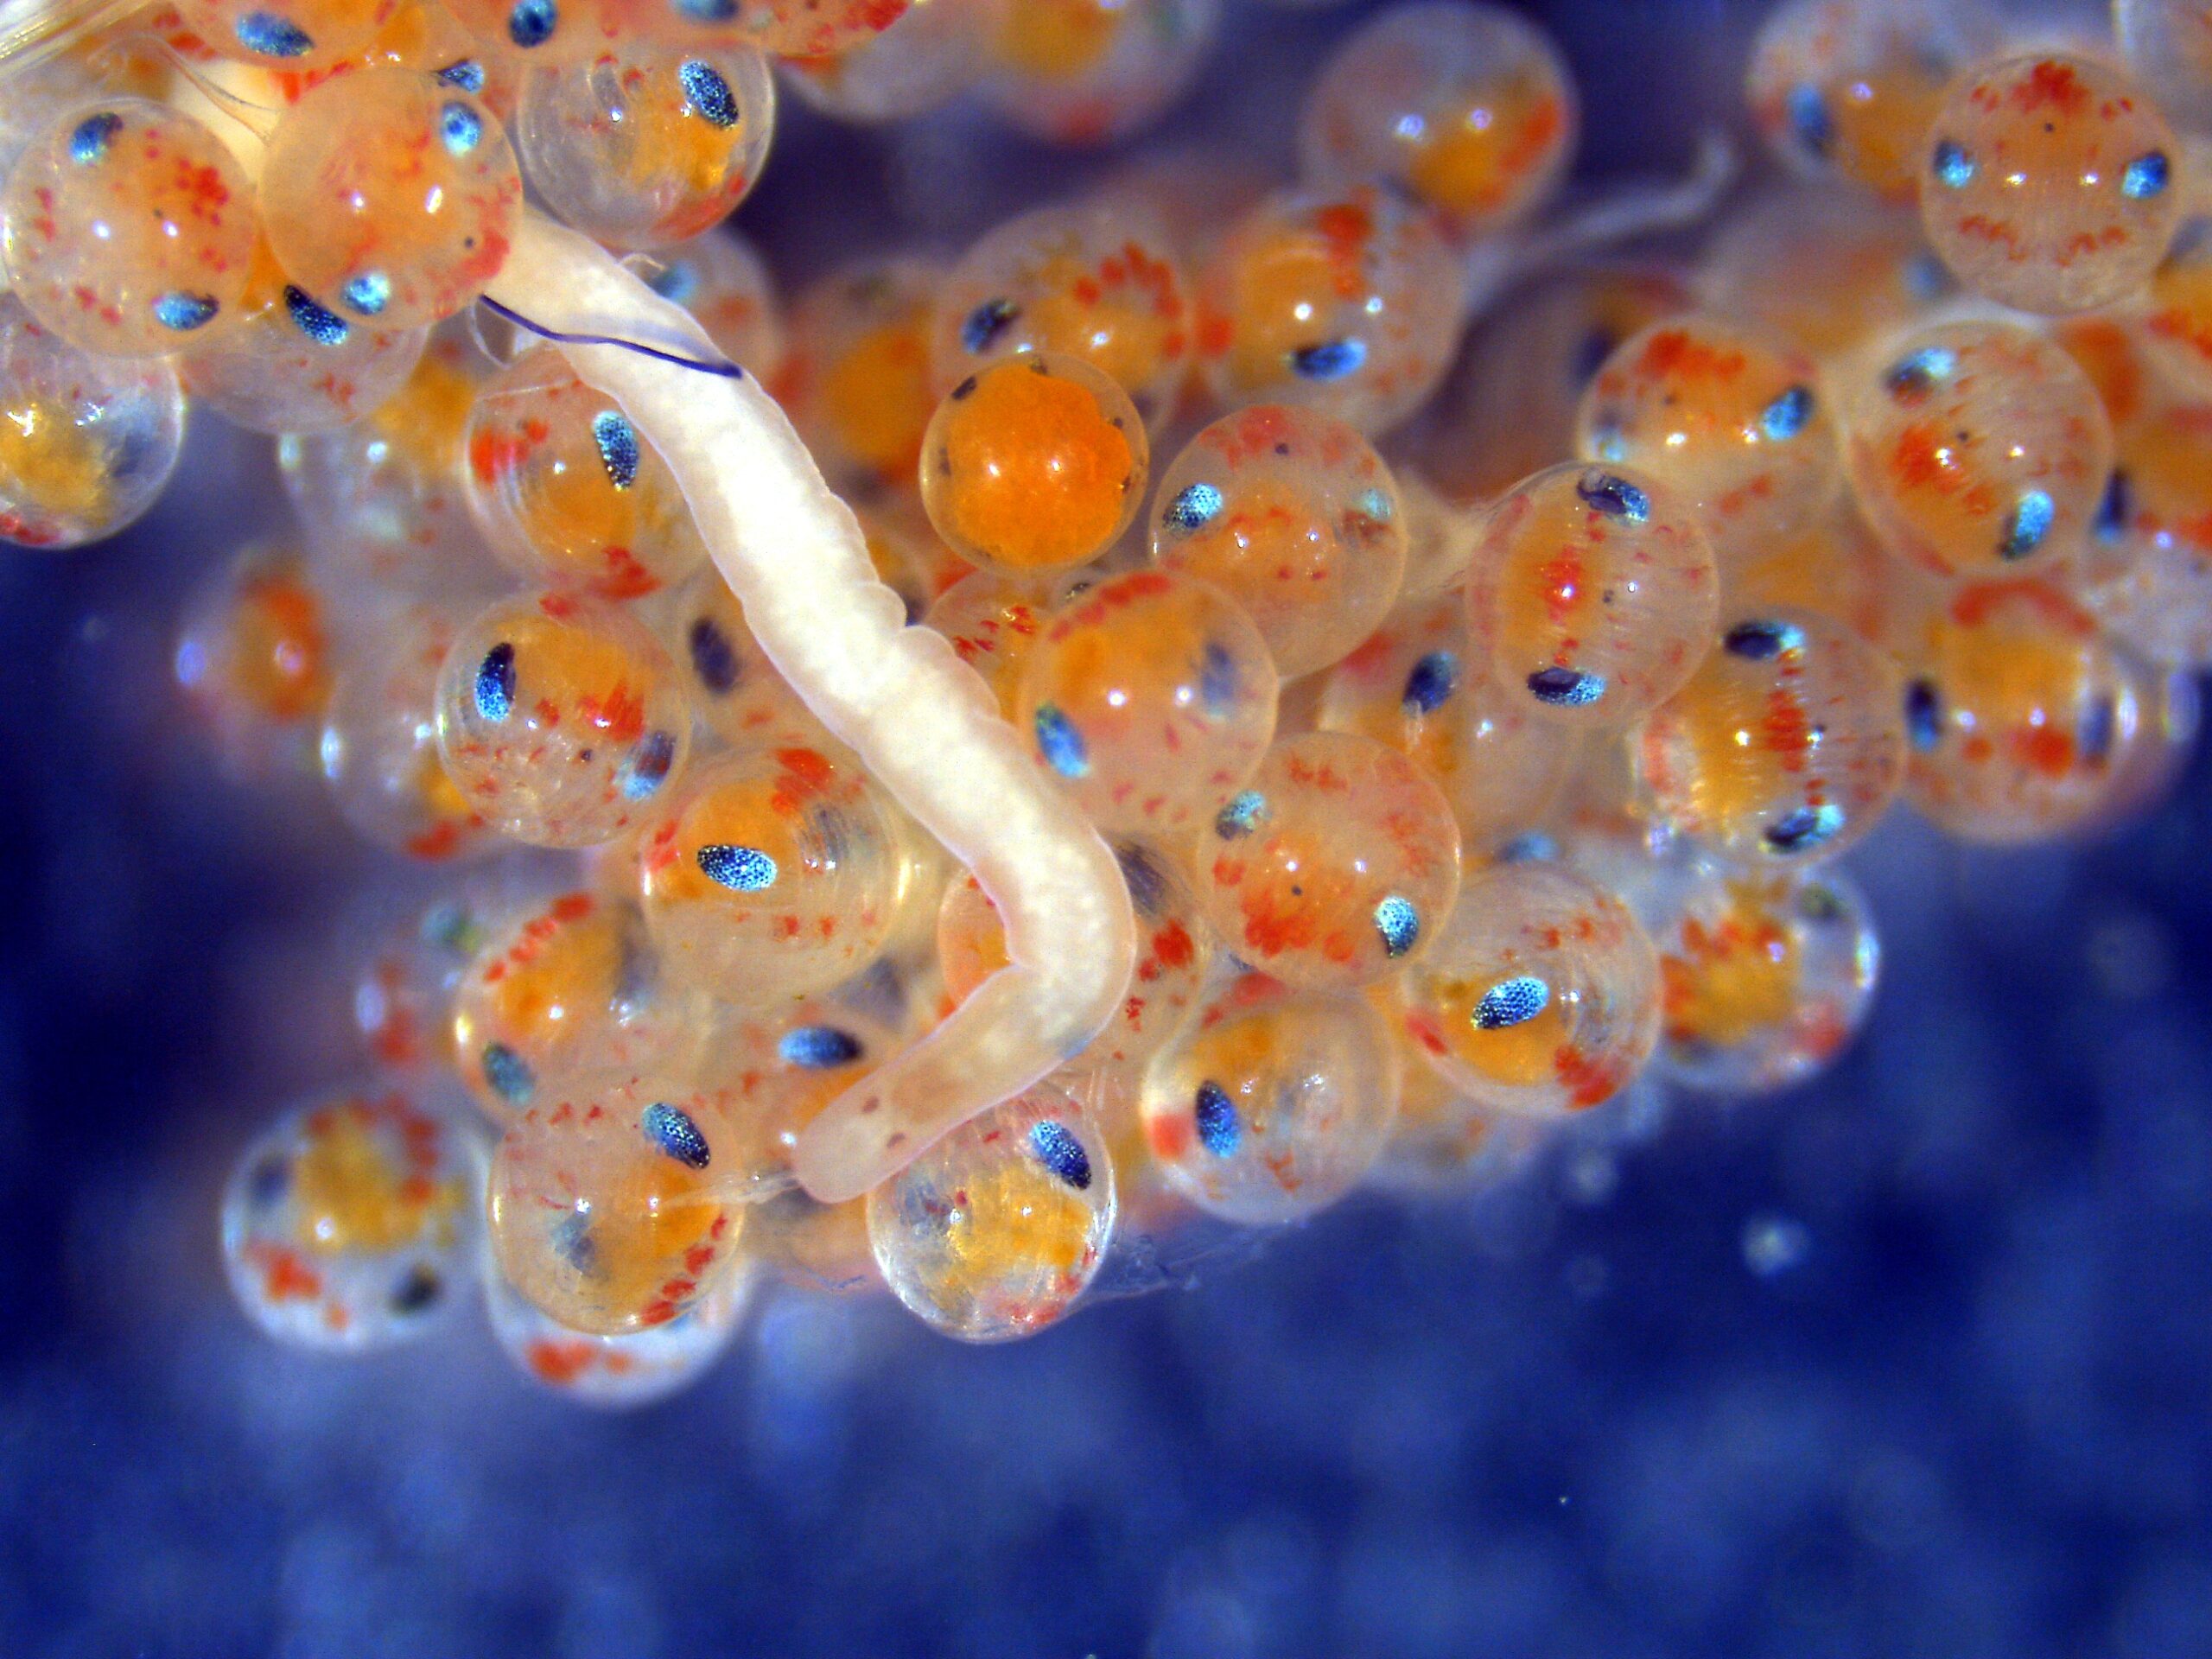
[868,1082,1115,1342]
[486,1071,746,1336]
[779,0,988,124]
[1392,465,1481,604]
[351,889,501,1074]
[1575,312,1841,568]
[1696,188,1942,365]
[1149,404,1407,677]
[1418,260,1693,505]
[1643,860,1880,1095]
[1367,1014,1541,1194]
[175,542,337,777]
[278,323,499,597]
[1197,731,1462,993]
[464,347,709,601]
[2140,221,2212,404]
[2117,0,2212,133]
[320,601,493,861]
[922,567,1090,720]
[666,563,817,746]
[1897,577,2144,842]
[2072,398,2212,669]
[180,242,429,436]
[221,1083,476,1351]
[638,743,918,1003]
[433,590,693,847]
[1726,500,1921,654]
[1139,971,1400,1224]
[1636,607,1905,864]
[643,226,784,378]
[777,255,943,492]
[697,0,914,59]
[486,215,1138,1213]
[448,888,709,1119]
[694,998,901,1187]
[1920,52,2181,316]
[1841,320,2113,581]
[260,0,524,120]
[979,0,1221,147]
[445,0,616,69]
[516,38,772,251]
[1,99,257,359]
[1467,461,1720,730]
[1745,0,1996,203]
[174,0,397,67]
[0,294,182,550]
[1196,181,1464,436]
[260,67,521,330]
[930,200,1192,432]
[919,353,1147,576]
[1401,862,1661,1117]
[484,1244,752,1407]
[940,835,1215,1083]
[1299,1,1576,237]
[1014,569,1280,837]
[1316,592,1576,850]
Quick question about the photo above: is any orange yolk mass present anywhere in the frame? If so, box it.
[930,360,1137,571]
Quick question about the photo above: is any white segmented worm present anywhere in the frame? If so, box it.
[486,214,1137,1205]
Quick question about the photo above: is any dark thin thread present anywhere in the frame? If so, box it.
[478,296,745,379]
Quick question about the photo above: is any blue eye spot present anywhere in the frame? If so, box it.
[283,285,349,346]
[1198,639,1240,715]
[961,297,1020,354]
[1373,895,1421,959]
[1575,470,1649,522]
[152,291,220,333]
[648,259,700,304]
[1999,489,2054,560]
[641,1103,711,1168]
[1763,802,1844,855]
[1787,83,1834,156]
[1164,481,1223,531]
[1760,385,1814,441]
[1033,704,1090,779]
[1931,138,1975,189]
[1292,338,1366,381]
[1402,651,1459,715]
[2123,151,2170,200]
[1885,346,1955,401]
[678,59,740,128]
[620,730,677,799]
[1904,679,1942,752]
[1725,619,1802,660]
[436,58,486,93]
[234,10,314,57]
[474,643,515,721]
[68,111,122,165]
[1193,1082,1240,1157]
[508,0,557,47]
[1028,1119,1092,1190]
[1473,976,1549,1031]
[1353,486,1394,523]
[1497,831,1557,864]
[1214,790,1268,838]
[780,1026,865,1068]
[2079,695,2117,764]
[1527,665,1605,708]
[678,0,737,16]
[688,615,740,694]
[481,1042,534,1104]
[341,271,391,317]
[697,843,777,891]
[1115,841,1169,918]
[440,100,483,157]
[592,410,640,489]
[2094,470,2132,542]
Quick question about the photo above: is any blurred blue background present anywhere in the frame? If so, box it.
[3,2,2210,1655]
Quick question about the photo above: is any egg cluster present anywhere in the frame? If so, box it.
[3,0,2204,1395]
